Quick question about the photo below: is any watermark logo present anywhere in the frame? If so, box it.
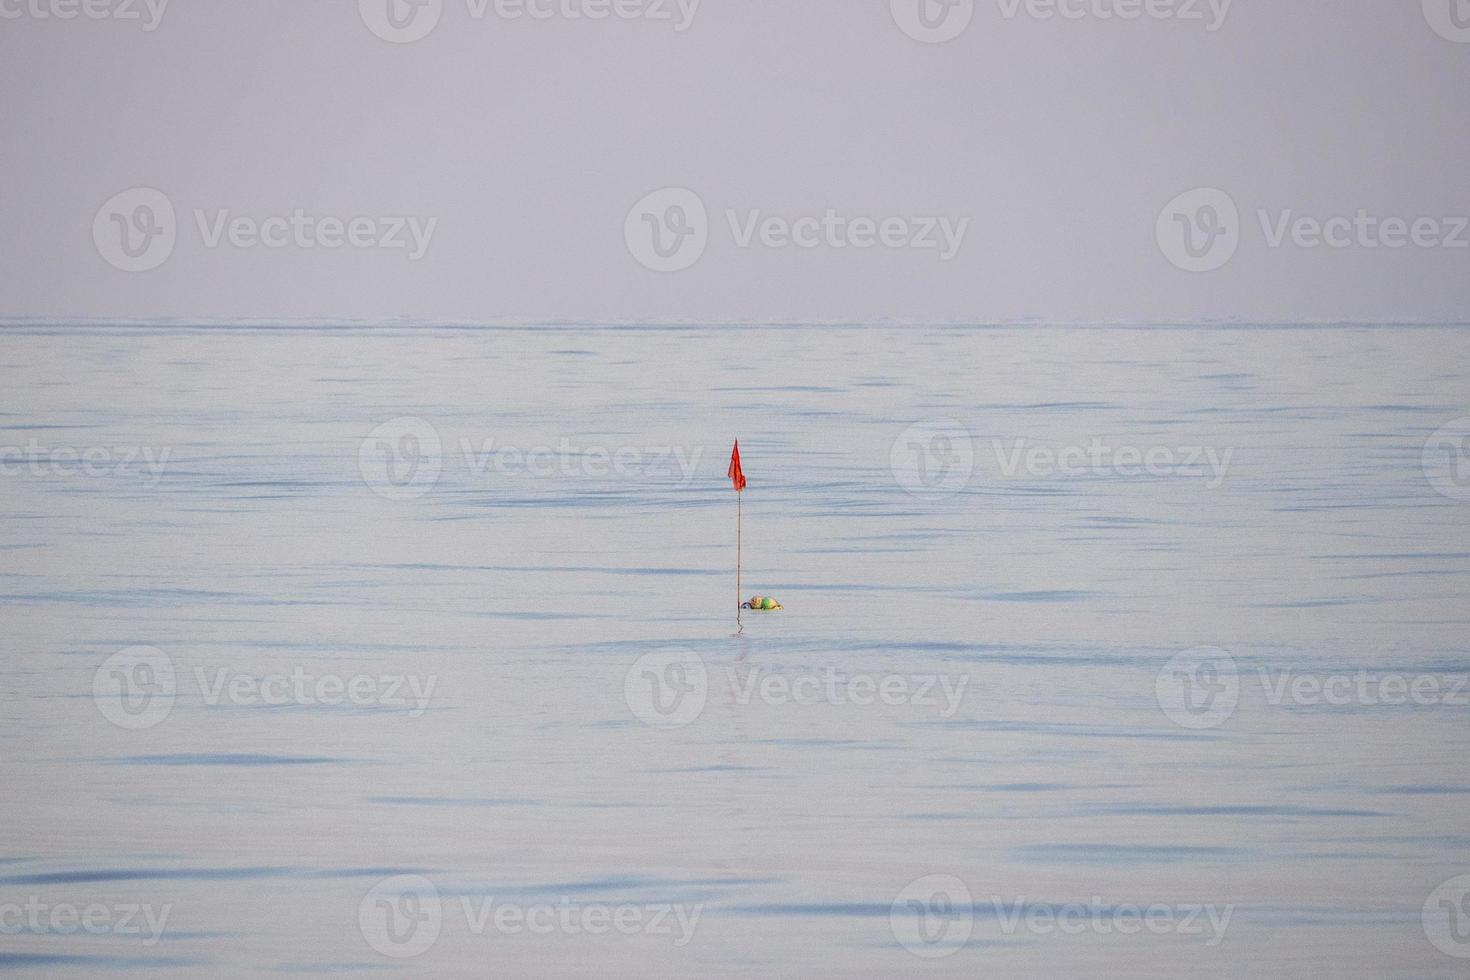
[361,0,698,40]
[890,0,974,43]
[359,875,700,955]
[1423,0,1470,43]
[1424,418,1470,502]
[624,650,708,728]
[477,0,700,28]
[625,187,708,272]
[359,417,443,501]
[359,422,703,498]
[360,0,444,42]
[1425,875,1470,959]
[625,659,970,727]
[626,188,969,271]
[360,875,442,958]
[0,0,170,30]
[1156,187,1239,273]
[1156,647,1238,729]
[891,875,974,958]
[1160,189,1468,272]
[93,187,176,273]
[93,646,176,731]
[890,419,974,497]
[95,649,436,727]
[1159,657,1466,724]
[94,189,438,271]
[890,876,1233,957]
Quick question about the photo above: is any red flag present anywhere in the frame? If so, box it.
[727,440,747,492]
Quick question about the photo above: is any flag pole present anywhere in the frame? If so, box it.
[736,489,743,632]
[729,439,745,633]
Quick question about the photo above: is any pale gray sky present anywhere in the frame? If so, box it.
[2,0,1467,323]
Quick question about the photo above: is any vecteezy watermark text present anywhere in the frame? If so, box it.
[1255,669,1468,708]
[725,210,969,261]
[889,875,1232,959]
[193,666,437,716]
[1156,647,1470,729]
[358,0,700,44]
[1258,210,1470,251]
[358,875,700,959]
[991,438,1233,487]
[994,0,1232,30]
[727,666,967,715]
[889,419,1235,497]
[93,646,437,730]
[358,417,704,501]
[0,441,171,484]
[624,188,969,273]
[0,0,169,30]
[624,650,969,728]
[0,898,171,946]
[93,187,438,272]
[991,896,1232,945]
[194,210,437,261]
[889,0,1232,44]
[1158,188,1469,273]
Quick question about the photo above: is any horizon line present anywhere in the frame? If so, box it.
[2,318,1469,330]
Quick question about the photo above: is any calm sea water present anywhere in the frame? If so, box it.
[2,324,1468,977]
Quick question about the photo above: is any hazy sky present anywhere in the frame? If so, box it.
[2,0,1467,324]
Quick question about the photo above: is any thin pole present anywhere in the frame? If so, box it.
[736,491,743,632]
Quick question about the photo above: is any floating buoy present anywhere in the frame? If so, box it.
[742,595,783,611]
